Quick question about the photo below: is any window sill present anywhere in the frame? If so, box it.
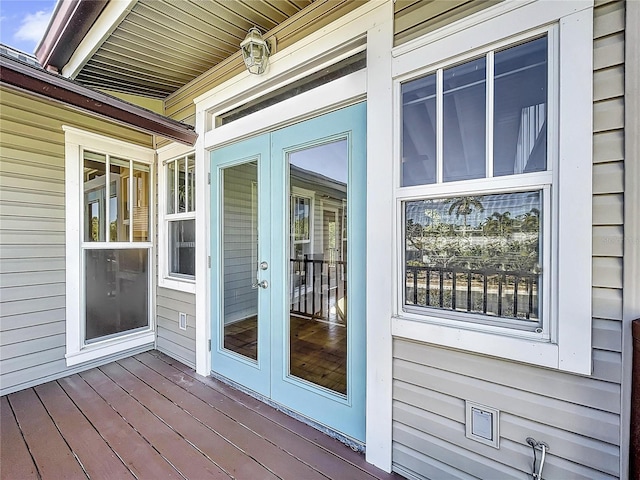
[392,316,560,370]
[66,330,155,367]
[158,275,196,294]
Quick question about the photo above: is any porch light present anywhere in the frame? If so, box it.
[241,27,271,75]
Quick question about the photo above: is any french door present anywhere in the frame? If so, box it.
[210,103,366,441]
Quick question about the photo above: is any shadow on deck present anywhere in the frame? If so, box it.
[1,350,401,480]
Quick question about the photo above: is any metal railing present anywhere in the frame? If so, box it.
[290,258,346,322]
[405,265,539,320]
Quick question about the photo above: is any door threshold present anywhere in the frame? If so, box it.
[209,370,365,453]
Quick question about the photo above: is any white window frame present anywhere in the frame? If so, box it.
[158,143,196,293]
[64,126,156,366]
[391,0,593,375]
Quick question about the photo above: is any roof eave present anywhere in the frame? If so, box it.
[0,55,197,146]
[36,0,109,72]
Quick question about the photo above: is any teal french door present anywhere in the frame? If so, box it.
[211,103,366,441]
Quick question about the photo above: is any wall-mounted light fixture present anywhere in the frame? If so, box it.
[240,27,271,75]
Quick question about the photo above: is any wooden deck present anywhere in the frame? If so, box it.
[1,350,401,480]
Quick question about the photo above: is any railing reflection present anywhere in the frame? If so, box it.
[290,257,347,323]
[405,265,539,320]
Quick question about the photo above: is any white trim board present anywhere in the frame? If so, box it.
[62,0,136,79]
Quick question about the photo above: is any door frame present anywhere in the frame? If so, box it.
[194,0,394,470]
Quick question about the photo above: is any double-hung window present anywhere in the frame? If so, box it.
[64,127,155,366]
[392,1,593,373]
[159,150,195,292]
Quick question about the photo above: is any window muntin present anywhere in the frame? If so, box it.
[164,153,195,280]
[399,34,551,331]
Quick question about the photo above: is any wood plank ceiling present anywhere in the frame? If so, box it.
[75,0,314,98]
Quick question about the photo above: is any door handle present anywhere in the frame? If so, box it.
[251,280,269,289]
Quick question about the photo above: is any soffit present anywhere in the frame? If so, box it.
[74,0,314,98]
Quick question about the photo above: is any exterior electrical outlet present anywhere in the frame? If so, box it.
[179,312,187,331]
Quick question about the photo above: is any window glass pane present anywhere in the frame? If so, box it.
[291,196,311,243]
[85,249,148,342]
[169,219,195,277]
[167,160,175,214]
[494,36,548,176]
[110,158,130,242]
[402,73,436,186]
[443,57,486,182]
[404,191,541,324]
[178,156,186,213]
[83,151,107,242]
[187,154,195,212]
[132,162,150,242]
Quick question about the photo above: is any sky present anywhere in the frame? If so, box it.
[0,0,57,54]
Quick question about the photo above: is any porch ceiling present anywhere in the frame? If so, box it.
[72,0,315,99]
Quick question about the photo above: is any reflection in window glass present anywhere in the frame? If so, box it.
[404,191,541,324]
[85,249,148,342]
[169,219,195,277]
[110,158,129,242]
[494,37,548,176]
[84,151,107,242]
[167,160,176,214]
[187,154,195,212]
[132,162,150,242]
[288,140,349,394]
[178,156,186,213]
[402,73,436,186]
[443,57,486,182]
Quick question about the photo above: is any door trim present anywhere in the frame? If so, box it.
[194,0,393,470]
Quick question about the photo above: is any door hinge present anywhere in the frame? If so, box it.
[208,339,211,351]
[207,172,211,185]
[208,255,211,268]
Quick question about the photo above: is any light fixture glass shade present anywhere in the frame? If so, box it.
[240,27,270,75]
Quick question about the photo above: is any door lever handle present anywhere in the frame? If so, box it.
[251,280,269,289]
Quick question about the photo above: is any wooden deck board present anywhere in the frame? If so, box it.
[80,367,230,480]
[33,381,135,480]
[1,350,401,480]
[58,374,183,479]
[8,388,86,479]
[98,361,277,479]
[143,351,402,480]
[128,354,376,480]
[0,396,38,479]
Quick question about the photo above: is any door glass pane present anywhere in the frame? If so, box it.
[222,161,259,361]
[83,151,107,242]
[132,162,150,242]
[85,248,148,342]
[443,57,486,182]
[288,139,348,395]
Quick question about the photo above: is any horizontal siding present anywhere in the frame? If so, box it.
[155,279,196,369]
[0,86,154,395]
[391,1,625,479]
[393,0,503,46]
